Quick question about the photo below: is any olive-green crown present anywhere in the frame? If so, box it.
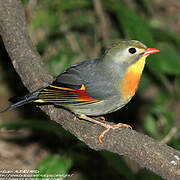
[111,40,147,50]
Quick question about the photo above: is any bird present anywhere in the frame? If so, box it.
[0,40,160,142]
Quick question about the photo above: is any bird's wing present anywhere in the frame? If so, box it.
[37,60,100,105]
[37,59,117,105]
[38,81,100,105]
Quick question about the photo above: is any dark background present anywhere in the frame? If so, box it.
[0,0,179,179]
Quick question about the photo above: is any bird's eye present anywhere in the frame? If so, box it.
[128,47,136,54]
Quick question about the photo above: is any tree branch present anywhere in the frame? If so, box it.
[0,1,179,179]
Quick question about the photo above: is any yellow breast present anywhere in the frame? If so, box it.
[121,55,147,101]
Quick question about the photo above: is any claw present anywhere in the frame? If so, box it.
[98,123,132,143]
[78,114,132,143]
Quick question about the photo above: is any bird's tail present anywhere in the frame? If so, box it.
[0,88,44,113]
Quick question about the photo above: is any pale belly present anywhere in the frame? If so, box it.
[59,95,128,116]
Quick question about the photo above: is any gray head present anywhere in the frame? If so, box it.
[102,40,148,66]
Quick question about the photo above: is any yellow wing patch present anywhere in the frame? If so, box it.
[35,83,99,105]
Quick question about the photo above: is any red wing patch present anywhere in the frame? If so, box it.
[38,83,100,105]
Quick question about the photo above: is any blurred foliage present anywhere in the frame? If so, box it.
[0,0,180,179]
[35,154,73,179]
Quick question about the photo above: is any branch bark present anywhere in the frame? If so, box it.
[0,0,179,179]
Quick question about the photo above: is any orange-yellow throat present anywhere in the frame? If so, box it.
[121,55,147,100]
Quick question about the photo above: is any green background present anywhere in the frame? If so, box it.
[0,0,179,179]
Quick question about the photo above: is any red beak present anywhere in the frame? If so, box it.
[144,48,160,56]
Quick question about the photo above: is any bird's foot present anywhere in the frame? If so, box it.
[98,123,132,143]
[78,114,132,143]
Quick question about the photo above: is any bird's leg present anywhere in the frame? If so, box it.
[78,114,132,143]
[98,123,132,143]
